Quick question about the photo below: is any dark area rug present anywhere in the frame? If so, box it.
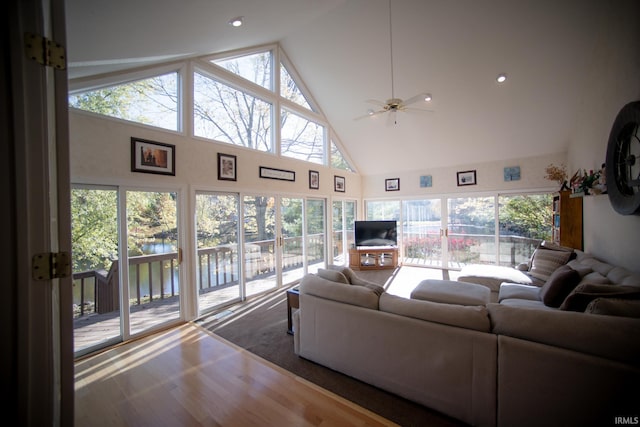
[197,277,467,427]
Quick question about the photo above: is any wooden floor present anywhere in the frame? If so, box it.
[75,323,398,426]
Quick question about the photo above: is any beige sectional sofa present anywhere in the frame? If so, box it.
[292,253,640,427]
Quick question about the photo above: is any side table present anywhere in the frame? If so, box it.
[286,287,300,335]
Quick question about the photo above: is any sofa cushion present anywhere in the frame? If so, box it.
[528,248,573,281]
[317,268,350,284]
[458,264,535,292]
[559,283,640,312]
[411,279,490,306]
[539,265,582,307]
[487,303,640,365]
[498,283,540,302]
[566,259,593,278]
[585,298,640,318]
[299,274,380,309]
[379,293,490,332]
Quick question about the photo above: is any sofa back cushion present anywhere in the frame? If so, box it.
[559,283,640,312]
[379,293,490,332]
[300,274,380,309]
[539,265,582,307]
[317,268,350,284]
[528,248,573,281]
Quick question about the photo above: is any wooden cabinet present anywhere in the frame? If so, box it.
[349,247,398,270]
[552,190,583,250]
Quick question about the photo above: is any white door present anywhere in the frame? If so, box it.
[5,0,74,424]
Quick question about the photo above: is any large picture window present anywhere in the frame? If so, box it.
[193,72,273,152]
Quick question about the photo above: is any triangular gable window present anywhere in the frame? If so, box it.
[280,63,312,110]
[212,51,273,91]
[331,140,354,172]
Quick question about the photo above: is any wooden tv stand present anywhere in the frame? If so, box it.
[349,247,398,270]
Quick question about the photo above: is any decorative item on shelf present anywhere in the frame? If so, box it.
[569,167,605,196]
[544,163,569,190]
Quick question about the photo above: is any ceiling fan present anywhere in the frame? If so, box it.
[355,0,433,124]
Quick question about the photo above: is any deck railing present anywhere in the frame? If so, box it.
[73,234,325,318]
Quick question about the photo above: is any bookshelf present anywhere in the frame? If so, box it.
[552,190,583,250]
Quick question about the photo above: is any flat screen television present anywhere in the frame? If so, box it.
[354,220,397,247]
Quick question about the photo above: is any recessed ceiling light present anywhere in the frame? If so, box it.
[228,16,243,27]
[424,93,432,102]
[496,73,507,83]
[367,109,375,115]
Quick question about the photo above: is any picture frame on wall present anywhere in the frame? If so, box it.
[217,153,237,181]
[334,175,345,192]
[131,137,175,176]
[309,170,319,189]
[385,178,400,191]
[457,170,477,186]
[420,175,432,188]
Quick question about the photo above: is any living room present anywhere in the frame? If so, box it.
[6,0,640,425]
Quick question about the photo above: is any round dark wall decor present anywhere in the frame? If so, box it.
[605,101,640,215]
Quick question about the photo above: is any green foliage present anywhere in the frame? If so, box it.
[499,194,552,240]
[71,189,118,272]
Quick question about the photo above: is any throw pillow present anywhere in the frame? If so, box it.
[317,268,350,284]
[585,298,640,318]
[539,265,582,307]
[528,248,573,281]
[341,267,385,295]
[559,283,640,312]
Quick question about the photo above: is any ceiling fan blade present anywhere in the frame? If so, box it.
[402,93,429,107]
[365,99,387,107]
[403,107,434,113]
[353,109,386,121]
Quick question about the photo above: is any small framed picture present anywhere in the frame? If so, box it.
[217,153,237,181]
[309,170,319,189]
[131,137,175,176]
[504,166,521,181]
[385,178,400,191]
[334,175,345,192]
[420,175,432,188]
[457,170,477,186]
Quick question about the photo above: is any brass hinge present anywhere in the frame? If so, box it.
[24,32,67,70]
[32,252,72,280]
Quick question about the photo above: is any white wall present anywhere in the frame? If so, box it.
[69,111,361,198]
[361,152,564,198]
[565,0,640,273]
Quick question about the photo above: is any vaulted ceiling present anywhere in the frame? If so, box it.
[65,0,622,176]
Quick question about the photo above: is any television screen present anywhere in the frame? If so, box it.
[354,220,397,247]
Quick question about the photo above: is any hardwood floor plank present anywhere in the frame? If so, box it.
[75,323,397,426]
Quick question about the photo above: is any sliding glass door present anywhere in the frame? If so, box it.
[332,200,356,266]
[71,186,121,355]
[402,199,443,267]
[243,195,277,297]
[306,198,326,274]
[126,190,181,335]
[72,186,183,356]
[196,192,241,314]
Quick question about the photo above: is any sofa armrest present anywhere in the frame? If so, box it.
[487,303,640,365]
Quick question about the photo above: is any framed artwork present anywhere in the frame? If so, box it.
[131,137,175,176]
[504,166,521,181]
[457,170,477,186]
[385,178,400,191]
[420,175,432,188]
[309,170,319,189]
[259,166,295,181]
[334,175,345,192]
[217,153,237,181]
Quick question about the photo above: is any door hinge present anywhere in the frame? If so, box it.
[24,32,67,70]
[32,252,72,281]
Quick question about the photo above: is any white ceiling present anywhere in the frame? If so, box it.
[65,0,611,176]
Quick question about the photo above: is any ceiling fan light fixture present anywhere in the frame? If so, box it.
[228,16,244,27]
[496,73,507,83]
[367,109,375,115]
[424,93,432,102]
